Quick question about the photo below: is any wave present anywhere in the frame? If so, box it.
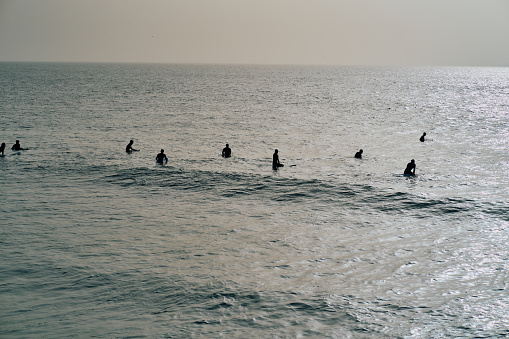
[95,165,507,221]
[24,161,507,221]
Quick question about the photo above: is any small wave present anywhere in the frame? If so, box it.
[92,166,504,221]
[29,162,504,221]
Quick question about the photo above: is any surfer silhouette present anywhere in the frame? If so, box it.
[222,143,231,158]
[11,140,26,151]
[156,149,168,163]
[0,142,5,156]
[404,159,416,176]
[420,132,426,142]
[126,140,139,152]
[354,149,363,159]
[273,149,284,169]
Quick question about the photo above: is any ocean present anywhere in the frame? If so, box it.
[1,62,508,338]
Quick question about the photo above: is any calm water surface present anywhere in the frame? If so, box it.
[1,63,508,338]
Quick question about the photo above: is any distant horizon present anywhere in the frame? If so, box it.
[1,0,508,67]
[2,60,509,69]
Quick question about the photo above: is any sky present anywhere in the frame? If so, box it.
[0,0,508,66]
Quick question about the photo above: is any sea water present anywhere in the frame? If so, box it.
[1,63,508,338]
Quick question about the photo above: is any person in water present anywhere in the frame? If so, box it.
[354,149,363,159]
[420,132,426,142]
[11,140,26,151]
[404,159,416,176]
[222,143,231,158]
[0,142,5,156]
[156,149,168,163]
[126,140,139,152]
[273,149,284,169]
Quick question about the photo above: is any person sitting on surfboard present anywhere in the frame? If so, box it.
[156,149,168,163]
[354,149,363,159]
[273,149,284,169]
[404,159,416,176]
[222,143,231,158]
[11,140,26,151]
[420,132,426,142]
[126,140,139,152]
[0,142,5,156]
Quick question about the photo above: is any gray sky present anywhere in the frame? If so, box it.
[1,0,508,66]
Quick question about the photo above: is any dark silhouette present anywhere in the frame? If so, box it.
[354,149,363,159]
[11,140,26,151]
[420,132,426,142]
[404,159,416,176]
[156,149,168,163]
[222,143,231,158]
[272,149,284,169]
[0,142,5,156]
[126,140,139,152]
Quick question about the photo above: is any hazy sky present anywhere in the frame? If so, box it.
[1,0,508,66]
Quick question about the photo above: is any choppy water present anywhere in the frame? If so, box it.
[1,63,508,338]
